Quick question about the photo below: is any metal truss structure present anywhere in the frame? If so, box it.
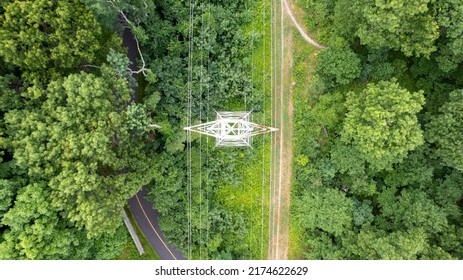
[184,111,278,147]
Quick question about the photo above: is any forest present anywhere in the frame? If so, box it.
[0,0,462,260]
[290,0,463,259]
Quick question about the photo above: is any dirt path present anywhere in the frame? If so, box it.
[268,0,294,260]
[283,0,325,49]
[268,0,322,260]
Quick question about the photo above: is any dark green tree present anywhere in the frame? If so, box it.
[315,47,361,88]
[435,0,463,72]
[294,188,353,236]
[426,90,463,171]
[0,0,102,82]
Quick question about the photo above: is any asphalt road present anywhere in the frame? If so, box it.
[128,187,186,260]
[122,27,185,260]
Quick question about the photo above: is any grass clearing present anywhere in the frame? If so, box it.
[210,0,273,260]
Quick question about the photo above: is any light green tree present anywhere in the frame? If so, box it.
[4,70,154,237]
[0,180,15,220]
[0,183,92,259]
[341,80,425,171]
[356,0,439,57]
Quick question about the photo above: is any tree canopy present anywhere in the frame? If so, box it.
[426,90,463,171]
[0,0,102,82]
[341,80,425,171]
[294,0,463,260]
[4,70,155,237]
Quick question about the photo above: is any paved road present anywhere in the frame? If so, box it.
[128,187,186,260]
[122,27,185,260]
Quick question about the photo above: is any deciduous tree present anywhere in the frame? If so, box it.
[341,80,425,171]
[294,188,353,236]
[5,70,153,237]
[356,0,439,57]
[315,47,361,87]
[0,0,102,81]
[426,90,463,171]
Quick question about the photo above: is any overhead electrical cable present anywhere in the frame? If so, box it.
[187,0,195,260]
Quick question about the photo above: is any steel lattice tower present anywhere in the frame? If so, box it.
[184,111,278,147]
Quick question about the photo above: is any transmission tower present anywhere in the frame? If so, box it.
[184,111,278,147]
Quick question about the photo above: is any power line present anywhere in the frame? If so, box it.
[250,0,255,260]
[206,0,211,260]
[187,0,195,260]
[199,0,204,260]
[261,0,267,260]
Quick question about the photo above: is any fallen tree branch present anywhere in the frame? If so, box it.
[107,0,149,77]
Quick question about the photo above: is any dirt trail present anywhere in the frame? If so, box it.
[268,0,294,260]
[269,0,323,260]
[283,0,325,49]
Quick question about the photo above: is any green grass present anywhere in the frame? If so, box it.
[213,0,273,260]
[116,206,161,260]
[166,0,273,260]
[288,24,318,260]
[242,0,272,260]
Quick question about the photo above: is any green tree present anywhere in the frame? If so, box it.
[429,171,463,221]
[331,0,366,43]
[0,0,102,82]
[377,188,448,235]
[126,103,152,135]
[0,183,92,259]
[303,231,347,260]
[0,180,15,220]
[294,188,353,236]
[0,182,131,259]
[349,227,428,259]
[341,80,425,171]
[315,47,361,88]
[356,0,439,57]
[90,224,128,260]
[296,0,336,40]
[0,75,22,112]
[435,0,463,72]
[352,198,374,227]
[4,70,153,237]
[426,90,463,171]
[383,147,434,189]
